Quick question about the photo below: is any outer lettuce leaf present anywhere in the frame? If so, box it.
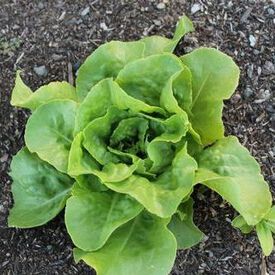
[25,100,77,173]
[65,190,143,251]
[11,71,77,111]
[105,145,197,218]
[233,211,275,255]
[265,206,275,234]
[181,48,240,145]
[75,175,108,192]
[256,222,274,256]
[8,148,73,228]
[168,198,203,249]
[76,41,145,101]
[141,15,194,56]
[73,211,177,275]
[116,54,184,106]
[232,215,253,234]
[195,136,272,225]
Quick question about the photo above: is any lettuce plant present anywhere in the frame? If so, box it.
[9,16,274,274]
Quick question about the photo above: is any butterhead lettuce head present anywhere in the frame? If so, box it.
[9,16,274,274]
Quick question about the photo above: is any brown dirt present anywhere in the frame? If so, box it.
[0,0,274,274]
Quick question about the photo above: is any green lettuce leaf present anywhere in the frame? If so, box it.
[76,41,145,101]
[75,175,108,192]
[168,198,203,249]
[146,113,189,173]
[116,54,184,106]
[160,68,193,115]
[65,190,143,251]
[11,71,77,111]
[73,211,177,275]
[141,15,194,56]
[25,100,77,173]
[265,206,275,234]
[75,78,164,133]
[256,222,274,256]
[105,145,197,218]
[181,48,240,145]
[195,136,272,225]
[8,148,73,228]
[231,215,253,234]
[68,132,140,182]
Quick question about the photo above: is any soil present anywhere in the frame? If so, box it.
[0,0,274,274]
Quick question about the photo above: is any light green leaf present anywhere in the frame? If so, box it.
[110,117,148,156]
[264,206,275,234]
[11,71,77,111]
[256,222,274,256]
[147,113,189,173]
[195,136,272,225]
[74,212,177,275]
[82,107,128,165]
[65,191,143,251]
[232,215,253,234]
[141,15,194,56]
[11,71,32,107]
[74,175,108,193]
[116,54,183,106]
[181,48,240,145]
[68,132,100,176]
[25,100,77,173]
[8,147,73,228]
[76,41,145,101]
[265,206,275,221]
[68,132,140,183]
[105,145,197,218]
[75,78,164,133]
[168,198,203,249]
[160,67,193,115]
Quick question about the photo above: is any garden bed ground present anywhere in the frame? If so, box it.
[0,1,274,274]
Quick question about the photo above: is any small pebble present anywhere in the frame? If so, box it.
[153,19,161,26]
[247,64,253,78]
[267,8,274,15]
[100,22,108,31]
[37,2,44,9]
[81,7,90,17]
[249,34,256,47]
[58,11,66,21]
[156,3,165,10]
[208,251,214,257]
[254,90,271,103]
[244,87,253,98]
[191,3,201,14]
[0,154,8,162]
[263,61,274,75]
[257,66,262,76]
[266,105,275,113]
[52,54,63,61]
[225,217,231,223]
[34,65,48,77]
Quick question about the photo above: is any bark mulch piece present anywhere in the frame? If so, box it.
[0,1,274,274]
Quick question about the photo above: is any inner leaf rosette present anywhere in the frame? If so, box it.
[68,59,198,218]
